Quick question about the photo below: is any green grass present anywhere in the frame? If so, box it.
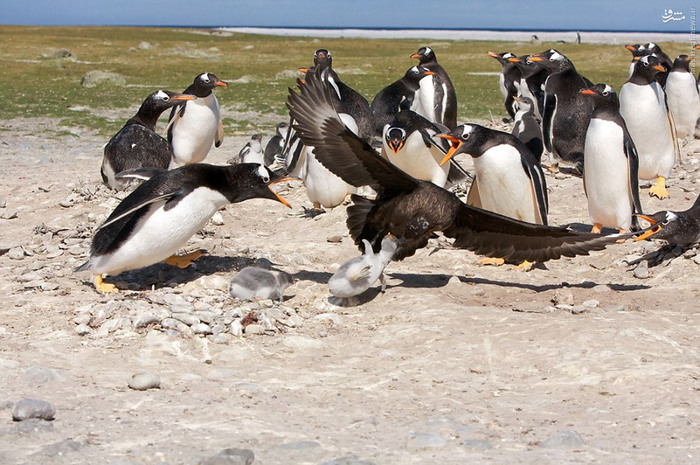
[0,26,694,137]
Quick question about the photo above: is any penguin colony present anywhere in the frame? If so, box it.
[81,41,699,297]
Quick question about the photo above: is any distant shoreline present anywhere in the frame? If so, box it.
[219,27,692,44]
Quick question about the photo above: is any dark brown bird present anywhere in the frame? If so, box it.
[287,68,632,263]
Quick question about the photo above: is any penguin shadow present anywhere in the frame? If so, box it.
[387,272,453,289]
[456,276,650,292]
[102,255,267,291]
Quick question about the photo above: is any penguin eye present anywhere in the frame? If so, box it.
[262,175,270,183]
[602,91,609,96]
[162,95,170,101]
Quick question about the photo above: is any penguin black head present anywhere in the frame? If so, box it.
[190,72,228,97]
[625,43,646,58]
[136,90,196,123]
[436,124,489,164]
[631,55,666,82]
[384,126,407,154]
[403,66,435,84]
[410,46,435,63]
[580,84,619,110]
[224,164,293,208]
[487,51,515,65]
[671,54,693,72]
[528,49,573,71]
[634,211,682,243]
[314,49,332,68]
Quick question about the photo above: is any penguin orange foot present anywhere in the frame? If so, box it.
[94,274,119,293]
[649,176,669,199]
[164,249,206,268]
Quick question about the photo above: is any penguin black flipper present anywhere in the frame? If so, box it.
[520,154,549,225]
[445,204,627,263]
[624,129,644,226]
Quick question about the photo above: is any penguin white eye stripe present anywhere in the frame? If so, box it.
[256,165,268,180]
[461,125,474,137]
[666,212,678,222]
[425,47,432,55]
[202,73,211,83]
[155,90,168,100]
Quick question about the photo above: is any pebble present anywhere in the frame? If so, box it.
[210,212,225,226]
[229,320,243,337]
[197,448,255,465]
[191,323,213,335]
[75,324,91,336]
[12,399,56,421]
[127,372,161,391]
[694,255,700,265]
[540,430,585,449]
[633,260,650,279]
[7,247,25,260]
[321,455,376,465]
[244,324,265,335]
[23,366,59,384]
[171,312,200,326]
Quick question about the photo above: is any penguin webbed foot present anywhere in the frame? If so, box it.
[300,206,326,218]
[164,249,206,269]
[94,274,119,293]
[648,177,669,199]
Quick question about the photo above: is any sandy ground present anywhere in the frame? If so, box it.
[0,114,699,465]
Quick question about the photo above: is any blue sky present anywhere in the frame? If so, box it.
[3,1,696,32]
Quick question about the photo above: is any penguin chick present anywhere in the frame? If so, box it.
[233,133,264,165]
[101,90,196,190]
[328,234,399,298]
[229,266,294,302]
[76,164,292,293]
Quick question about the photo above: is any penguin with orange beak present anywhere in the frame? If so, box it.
[635,194,700,246]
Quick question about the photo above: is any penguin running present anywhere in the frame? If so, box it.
[229,267,294,302]
[167,72,228,167]
[665,55,700,141]
[410,46,458,129]
[76,163,292,293]
[264,122,289,166]
[234,134,265,165]
[529,49,594,174]
[487,51,521,121]
[328,234,399,298]
[287,67,628,265]
[619,54,679,199]
[101,90,195,190]
[580,84,643,235]
[635,193,700,246]
[370,66,436,134]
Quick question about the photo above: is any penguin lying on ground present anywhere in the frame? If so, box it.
[328,234,399,298]
[76,163,292,293]
[635,193,700,246]
[288,67,635,266]
[101,90,195,190]
[167,72,228,167]
[229,267,294,302]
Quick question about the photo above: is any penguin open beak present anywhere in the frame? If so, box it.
[388,139,403,154]
[625,45,637,51]
[268,177,296,208]
[435,134,461,166]
[633,214,661,241]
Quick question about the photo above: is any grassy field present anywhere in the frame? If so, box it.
[0,26,694,137]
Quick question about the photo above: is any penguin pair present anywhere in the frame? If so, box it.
[77,164,292,293]
[580,84,643,235]
[619,54,679,199]
[167,72,228,167]
[487,51,521,121]
[665,55,700,141]
[410,47,458,130]
[625,43,673,84]
[288,67,627,267]
[101,90,195,190]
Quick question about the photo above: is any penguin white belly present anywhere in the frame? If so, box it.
[412,77,437,124]
[498,73,507,99]
[170,95,220,166]
[386,133,449,187]
[619,83,675,180]
[665,72,700,139]
[584,119,633,230]
[472,146,540,223]
[91,188,228,276]
[303,149,355,208]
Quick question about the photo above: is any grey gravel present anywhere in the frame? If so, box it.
[127,372,161,391]
[195,448,255,465]
[406,432,447,451]
[633,260,650,279]
[541,430,586,448]
[12,399,56,421]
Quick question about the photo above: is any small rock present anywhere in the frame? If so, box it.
[0,209,18,219]
[23,366,59,384]
[326,235,344,243]
[211,212,225,226]
[171,312,200,326]
[321,455,375,465]
[552,289,575,306]
[75,324,91,336]
[12,399,56,421]
[244,324,265,335]
[7,247,25,260]
[693,255,700,265]
[127,372,161,391]
[132,313,160,329]
[191,323,213,335]
[229,320,243,337]
[633,260,650,279]
[540,430,585,449]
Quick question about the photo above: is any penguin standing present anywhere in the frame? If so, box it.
[438,124,548,226]
[234,134,264,165]
[167,72,228,167]
[76,163,292,293]
[487,51,521,121]
[264,121,289,166]
[370,66,436,134]
[529,49,594,173]
[101,90,195,190]
[580,84,643,234]
[508,55,551,120]
[410,46,458,129]
[665,55,700,141]
[619,55,679,199]
[511,95,544,162]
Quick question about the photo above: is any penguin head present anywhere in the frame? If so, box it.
[404,66,435,82]
[380,233,400,257]
[192,72,228,96]
[528,49,571,71]
[634,211,679,242]
[411,46,435,63]
[633,55,666,81]
[580,84,618,106]
[384,126,407,154]
[276,121,289,137]
[225,164,293,208]
[671,55,693,72]
[139,90,196,116]
[513,95,534,112]
[436,124,483,165]
[625,43,645,57]
[314,49,332,68]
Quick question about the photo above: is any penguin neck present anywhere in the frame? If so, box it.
[131,106,164,131]
[185,83,213,98]
[629,70,659,86]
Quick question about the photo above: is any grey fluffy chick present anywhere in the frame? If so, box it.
[328,234,399,298]
[229,267,294,302]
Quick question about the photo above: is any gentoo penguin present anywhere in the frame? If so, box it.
[511,95,544,162]
[529,49,594,173]
[437,124,548,226]
[487,51,521,121]
[101,90,195,190]
[625,43,673,81]
[580,84,643,234]
[620,54,678,199]
[635,193,700,246]
[328,234,399,298]
[410,46,458,129]
[508,55,551,120]
[370,66,436,134]
[264,122,289,166]
[287,67,630,263]
[665,55,700,141]
[235,134,264,165]
[229,267,294,302]
[381,110,456,187]
[76,163,292,293]
[167,72,227,167]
